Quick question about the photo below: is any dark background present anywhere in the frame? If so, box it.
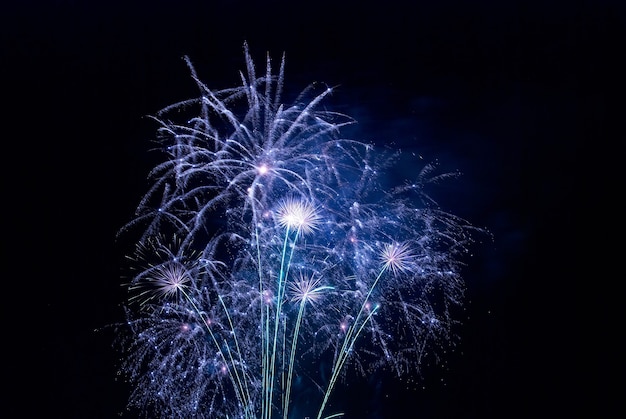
[4,0,616,417]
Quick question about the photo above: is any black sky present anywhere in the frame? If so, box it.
[4,0,617,418]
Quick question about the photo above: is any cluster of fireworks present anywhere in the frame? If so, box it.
[116,43,482,418]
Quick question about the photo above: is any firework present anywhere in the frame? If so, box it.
[116,42,482,419]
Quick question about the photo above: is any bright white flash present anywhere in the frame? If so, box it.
[276,197,321,235]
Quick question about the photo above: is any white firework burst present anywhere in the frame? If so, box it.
[275,197,321,235]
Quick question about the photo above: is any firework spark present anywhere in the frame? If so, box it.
[380,241,414,275]
[276,197,321,235]
[288,273,331,306]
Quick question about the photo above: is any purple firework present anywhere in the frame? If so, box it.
[115,42,484,419]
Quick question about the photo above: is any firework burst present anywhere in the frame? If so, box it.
[288,273,331,306]
[276,197,321,236]
[115,42,484,419]
[380,241,414,275]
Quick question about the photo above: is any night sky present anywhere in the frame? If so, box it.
[5,1,615,418]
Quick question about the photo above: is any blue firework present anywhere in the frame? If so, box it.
[116,42,483,419]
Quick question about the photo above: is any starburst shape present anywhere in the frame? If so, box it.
[130,261,191,305]
[288,274,332,305]
[380,241,414,275]
[276,197,321,235]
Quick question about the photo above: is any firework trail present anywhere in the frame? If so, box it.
[116,42,483,419]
